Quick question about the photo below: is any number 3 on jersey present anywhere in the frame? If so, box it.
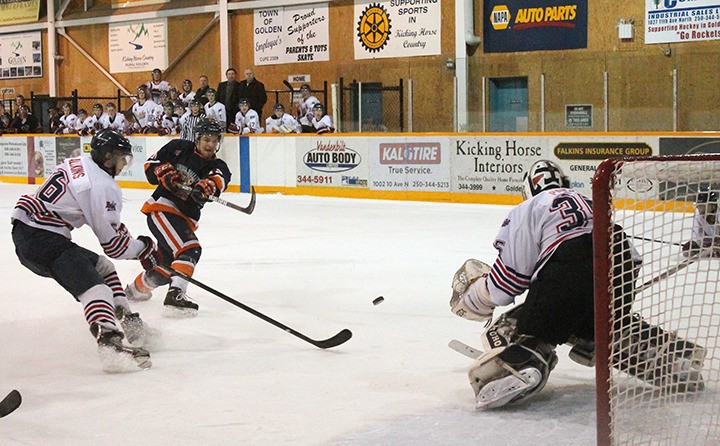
[551,195,592,232]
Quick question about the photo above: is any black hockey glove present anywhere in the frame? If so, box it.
[191,178,217,204]
[137,235,161,271]
[155,163,179,191]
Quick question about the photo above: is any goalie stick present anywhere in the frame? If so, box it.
[0,390,21,418]
[161,266,352,349]
[631,235,681,247]
[180,185,256,215]
[636,251,703,294]
[448,339,483,359]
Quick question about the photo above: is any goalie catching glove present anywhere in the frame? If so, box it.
[450,259,496,322]
[191,178,217,204]
[137,235,161,271]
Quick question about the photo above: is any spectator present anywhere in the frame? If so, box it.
[238,68,267,122]
[311,103,335,134]
[14,95,30,117]
[146,68,170,103]
[84,103,105,134]
[217,68,241,125]
[0,114,10,134]
[58,103,78,134]
[47,106,62,134]
[265,103,300,134]
[0,102,11,121]
[196,75,211,106]
[99,102,127,133]
[296,84,320,133]
[178,79,195,107]
[9,106,41,133]
[203,88,226,131]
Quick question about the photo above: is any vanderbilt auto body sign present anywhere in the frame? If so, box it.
[296,138,369,188]
[354,0,441,60]
[484,0,588,52]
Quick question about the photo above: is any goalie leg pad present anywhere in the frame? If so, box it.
[613,315,706,392]
[468,336,558,409]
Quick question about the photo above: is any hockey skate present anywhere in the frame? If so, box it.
[116,308,162,349]
[125,282,153,302]
[614,315,706,393]
[163,286,199,318]
[90,323,152,373]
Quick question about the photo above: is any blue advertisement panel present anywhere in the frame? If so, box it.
[483,0,588,53]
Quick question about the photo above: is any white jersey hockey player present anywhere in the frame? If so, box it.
[99,103,128,133]
[296,84,320,129]
[146,68,170,103]
[132,87,159,132]
[266,103,300,134]
[683,187,720,257]
[310,103,334,134]
[203,88,227,131]
[231,98,264,134]
[11,130,161,372]
[58,103,77,134]
[84,103,105,134]
[178,79,196,106]
[74,109,90,135]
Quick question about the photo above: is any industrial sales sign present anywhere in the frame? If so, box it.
[483,0,588,52]
[353,0,441,60]
[254,4,330,66]
[645,0,720,43]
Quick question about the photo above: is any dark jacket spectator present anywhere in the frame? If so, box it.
[238,68,268,122]
[10,106,41,133]
[217,68,241,124]
[196,75,211,106]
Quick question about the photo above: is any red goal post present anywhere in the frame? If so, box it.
[593,154,720,446]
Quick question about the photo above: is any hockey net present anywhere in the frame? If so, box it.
[593,155,720,446]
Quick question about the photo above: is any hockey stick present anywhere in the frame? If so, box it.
[631,235,682,247]
[0,390,21,418]
[635,253,703,293]
[283,79,295,94]
[161,267,352,349]
[448,339,482,359]
[179,185,256,215]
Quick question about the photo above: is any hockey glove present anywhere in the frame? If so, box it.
[155,163,180,191]
[191,178,217,204]
[137,235,161,271]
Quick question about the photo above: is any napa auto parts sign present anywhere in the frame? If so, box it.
[483,0,588,52]
[646,0,720,44]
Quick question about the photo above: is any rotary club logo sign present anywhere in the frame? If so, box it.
[356,3,392,53]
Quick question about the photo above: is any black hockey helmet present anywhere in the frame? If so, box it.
[274,103,285,111]
[521,160,570,200]
[697,187,718,204]
[300,84,311,91]
[239,98,250,107]
[312,103,325,112]
[194,119,223,151]
[182,79,192,88]
[206,88,217,97]
[90,129,133,177]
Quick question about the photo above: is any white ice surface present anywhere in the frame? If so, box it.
[0,183,597,445]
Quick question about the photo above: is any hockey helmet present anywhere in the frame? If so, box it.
[300,84,311,92]
[194,119,223,153]
[90,129,133,177]
[312,103,325,112]
[206,88,217,98]
[696,187,718,204]
[239,98,250,107]
[182,79,193,89]
[274,103,285,111]
[521,160,570,200]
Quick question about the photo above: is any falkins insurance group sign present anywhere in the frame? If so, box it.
[483,0,588,53]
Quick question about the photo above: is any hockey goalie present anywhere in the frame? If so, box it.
[449,160,707,409]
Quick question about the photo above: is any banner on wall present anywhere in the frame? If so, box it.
[483,0,588,53]
[254,4,330,66]
[109,18,168,73]
[0,137,29,177]
[296,137,369,188]
[368,137,451,192]
[0,32,42,79]
[0,0,40,26]
[112,0,170,9]
[646,0,720,44]
[353,0,441,60]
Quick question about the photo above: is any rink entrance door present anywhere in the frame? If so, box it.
[489,77,528,132]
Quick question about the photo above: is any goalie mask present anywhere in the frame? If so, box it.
[696,187,719,217]
[521,160,570,200]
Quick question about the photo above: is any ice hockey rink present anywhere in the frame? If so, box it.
[2,182,605,445]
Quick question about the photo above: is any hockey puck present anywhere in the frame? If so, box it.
[373,296,385,306]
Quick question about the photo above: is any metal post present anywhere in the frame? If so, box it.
[407,78,413,133]
[673,68,678,131]
[541,73,545,132]
[358,82,362,133]
[604,71,609,131]
[399,78,404,132]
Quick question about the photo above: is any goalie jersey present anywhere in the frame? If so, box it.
[488,188,593,306]
[142,139,232,227]
[10,156,147,260]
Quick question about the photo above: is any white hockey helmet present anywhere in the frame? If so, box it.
[521,160,570,200]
